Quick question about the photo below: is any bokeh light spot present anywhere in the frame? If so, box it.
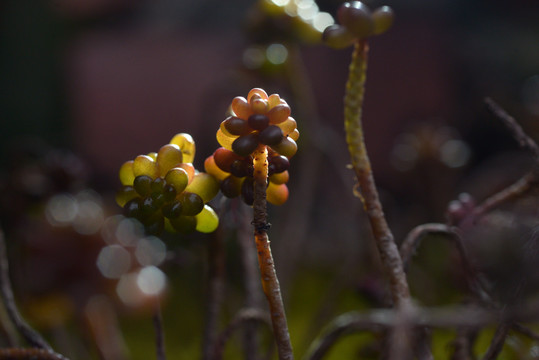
[266,44,288,65]
[97,245,131,279]
[135,236,167,267]
[137,266,166,296]
[45,194,78,226]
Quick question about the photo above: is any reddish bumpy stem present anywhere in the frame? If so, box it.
[252,145,294,360]
[344,40,411,307]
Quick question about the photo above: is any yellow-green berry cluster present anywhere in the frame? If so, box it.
[205,88,299,206]
[251,0,336,44]
[323,1,394,49]
[116,133,219,235]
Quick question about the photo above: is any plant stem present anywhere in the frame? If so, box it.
[202,230,225,360]
[344,40,410,307]
[0,231,53,351]
[211,308,271,360]
[252,145,294,360]
[153,301,166,360]
[237,202,263,360]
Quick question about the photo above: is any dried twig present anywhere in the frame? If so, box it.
[450,327,478,360]
[0,348,68,359]
[303,311,385,360]
[153,301,166,360]
[511,323,539,342]
[210,308,271,360]
[471,173,537,220]
[202,228,226,360]
[304,306,493,360]
[479,322,510,360]
[484,97,539,159]
[0,231,52,351]
[399,223,486,299]
[470,99,539,220]
[236,201,263,360]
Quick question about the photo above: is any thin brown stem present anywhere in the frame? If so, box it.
[471,173,537,220]
[153,301,166,360]
[480,323,510,360]
[303,312,385,360]
[344,40,410,307]
[0,230,53,351]
[0,348,68,359]
[304,305,500,360]
[450,327,478,360]
[511,323,539,342]
[468,99,539,221]
[252,145,293,360]
[484,97,539,159]
[399,223,485,299]
[236,201,263,360]
[210,308,272,360]
[202,229,225,360]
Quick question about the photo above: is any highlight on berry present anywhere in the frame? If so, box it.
[116,133,219,235]
[207,88,299,206]
[322,1,394,49]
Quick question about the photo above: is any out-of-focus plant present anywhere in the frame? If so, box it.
[116,133,219,236]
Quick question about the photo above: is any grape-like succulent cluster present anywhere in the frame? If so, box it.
[205,88,299,206]
[322,1,394,49]
[116,133,219,235]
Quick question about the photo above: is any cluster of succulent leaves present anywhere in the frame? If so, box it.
[205,88,299,206]
[323,1,394,49]
[116,133,219,235]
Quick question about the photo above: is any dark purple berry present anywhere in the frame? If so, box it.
[259,125,284,146]
[230,159,251,178]
[269,155,290,174]
[247,114,270,131]
[232,134,259,157]
[224,116,250,136]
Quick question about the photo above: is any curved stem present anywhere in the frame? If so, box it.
[210,308,272,360]
[0,231,53,351]
[252,145,294,360]
[344,40,410,307]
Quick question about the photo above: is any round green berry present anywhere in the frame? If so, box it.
[178,192,204,216]
[322,24,356,49]
[372,6,394,35]
[134,175,153,196]
[162,200,182,219]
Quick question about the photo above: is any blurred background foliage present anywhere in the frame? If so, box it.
[1,0,539,359]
